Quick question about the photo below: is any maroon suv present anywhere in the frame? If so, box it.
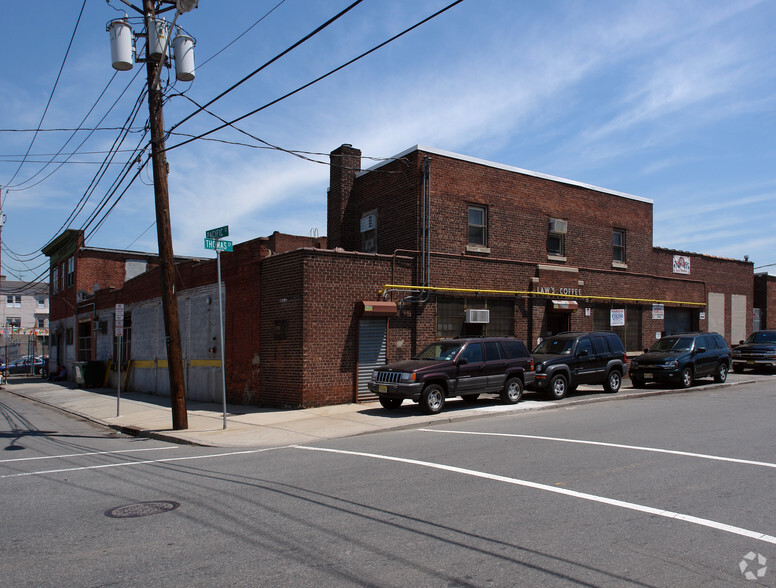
[368,337,535,414]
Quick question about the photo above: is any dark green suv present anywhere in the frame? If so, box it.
[530,331,627,400]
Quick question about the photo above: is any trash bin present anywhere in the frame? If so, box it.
[73,362,87,387]
[85,361,106,388]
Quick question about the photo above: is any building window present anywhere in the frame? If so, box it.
[613,229,626,263]
[52,267,59,294]
[37,318,46,329]
[61,262,66,291]
[274,320,287,341]
[593,305,642,352]
[436,296,514,338]
[66,328,74,346]
[547,232,565,257]
[468,205,487,246]
[6,317,21,329]
[38,296,46,308]
[6,295,21,308]
[360,210,377,253]
[66,256,75,288]
[77,321,92,362]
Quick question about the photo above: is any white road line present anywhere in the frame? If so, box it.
[0,446,177,464]
[293,445,776,546]
[418,429,776,469]
[0,446,286,478]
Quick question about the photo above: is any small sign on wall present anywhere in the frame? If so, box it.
[673,255,691,274]
[652,303,664,320]
[610,308,625,327]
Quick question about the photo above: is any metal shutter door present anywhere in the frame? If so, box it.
[357,319,387,402]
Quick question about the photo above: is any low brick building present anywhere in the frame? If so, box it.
[45,144,761,408]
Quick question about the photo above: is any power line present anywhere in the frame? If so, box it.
[196,0,287,71]
[3,0,88,192]
[167,0,365,136]
[165,0,466,153]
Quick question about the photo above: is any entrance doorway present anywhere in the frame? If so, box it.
[545,312,570,336]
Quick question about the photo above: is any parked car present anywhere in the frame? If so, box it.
[3,356,45,375]
[731,330,776,373]
[530,331,627,400]
[369,337,535,414]
[629,332,730,388]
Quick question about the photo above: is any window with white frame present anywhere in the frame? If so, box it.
[37,296,46,308]
[6,295,21,308]
[613,229,626,263]
[66,256,75,288]
[468,205,487,246]
[52,267,59,294]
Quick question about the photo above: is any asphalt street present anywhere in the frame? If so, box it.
[2,379,775,586]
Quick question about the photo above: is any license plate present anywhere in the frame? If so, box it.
[379,385,387,393]
[747,361,755,365]
[643,373,653,379]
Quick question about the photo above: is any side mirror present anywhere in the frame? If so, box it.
[739,340,745,345]
[643,348,649,354]
[695,347,706,354]
[577,349,589,357]
[456,358,468,366]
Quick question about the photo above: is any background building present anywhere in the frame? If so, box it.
[0,277,49,363]
[45,144,761,407]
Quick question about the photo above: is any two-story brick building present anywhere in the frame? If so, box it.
[45,143,758,407]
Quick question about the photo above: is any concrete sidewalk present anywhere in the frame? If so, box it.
[2,374,763,448]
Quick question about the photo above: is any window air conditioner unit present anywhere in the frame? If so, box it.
[464,309,490,324]
[549,218,568,234]
[360,214,377,233]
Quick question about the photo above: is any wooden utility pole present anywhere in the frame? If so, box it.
[143,0,187,429]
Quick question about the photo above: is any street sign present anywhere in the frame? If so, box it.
[206,225,229,240]
[115,303,124,337]
[204,238,233,252]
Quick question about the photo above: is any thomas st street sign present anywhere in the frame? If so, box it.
[204,238,233,252]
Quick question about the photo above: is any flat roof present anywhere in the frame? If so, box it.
[360,145,653,204]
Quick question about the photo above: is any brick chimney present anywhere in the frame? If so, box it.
[328,144,361,250]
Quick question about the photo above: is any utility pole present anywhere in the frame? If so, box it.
[143,0,187,429]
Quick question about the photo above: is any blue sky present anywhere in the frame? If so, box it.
[1,0,774,283]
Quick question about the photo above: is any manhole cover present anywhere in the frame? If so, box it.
[105,501,180,518]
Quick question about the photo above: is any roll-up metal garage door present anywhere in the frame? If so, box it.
[357,319,387,402]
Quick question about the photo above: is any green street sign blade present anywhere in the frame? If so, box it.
[205,225,229,239]
[204,238,233,252]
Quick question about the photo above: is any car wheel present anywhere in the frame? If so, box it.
[500,377,523,404]
[379,397,403,410]
[604,370,621,393]
[462,394,480,403]
[713,363,728,383]
[547,374,568,400]
[631,376,645,389]
[732,364,744,374]
[420,384,445,415]
[679,367,693,389]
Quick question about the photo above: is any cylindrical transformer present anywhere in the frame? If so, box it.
[148,17,169,61]
[172,32,196,81]
[108,19,133,71]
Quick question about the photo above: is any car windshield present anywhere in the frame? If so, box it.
[533,338,574,355]
[415,342,464,360]
[744,331,776,344]
[650,336,694,352]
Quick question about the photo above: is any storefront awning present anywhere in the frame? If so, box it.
[359,301,398,317]
[549,300,578,312]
